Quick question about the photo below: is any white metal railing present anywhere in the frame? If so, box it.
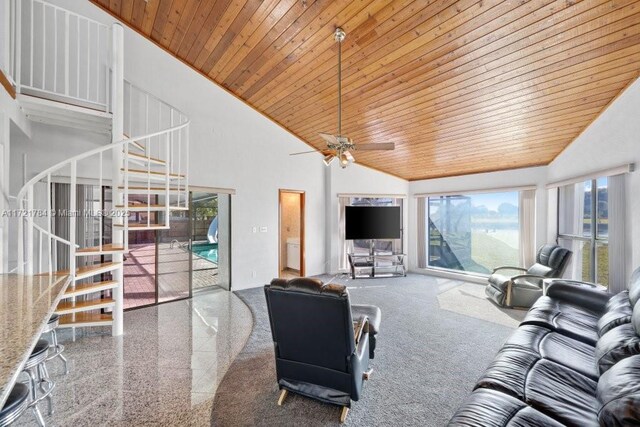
[16,119,190,274]
[11,0,110,109]
[3,0,16,85]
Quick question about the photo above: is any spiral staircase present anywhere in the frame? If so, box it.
[6,0,190,336]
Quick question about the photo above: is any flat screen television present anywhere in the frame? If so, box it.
[345,206,401,240]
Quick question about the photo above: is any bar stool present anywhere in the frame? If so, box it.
[0,383,29,426]
[42,314,69,375]
[22,339,55,426]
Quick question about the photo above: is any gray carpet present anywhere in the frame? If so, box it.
[210,274,517,426]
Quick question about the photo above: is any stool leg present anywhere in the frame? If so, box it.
[51,329,69,375]
[26,368,46,427]
[38,363,54,415]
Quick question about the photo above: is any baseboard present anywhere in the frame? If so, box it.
[408,268,487,285]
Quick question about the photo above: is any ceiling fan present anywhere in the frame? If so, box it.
[290,28,395,168]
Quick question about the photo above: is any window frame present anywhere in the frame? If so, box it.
[556,178,608,283]
[425,190,521,275]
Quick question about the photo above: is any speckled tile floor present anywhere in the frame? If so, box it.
[13,288,252,426]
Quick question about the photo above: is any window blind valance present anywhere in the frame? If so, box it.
[413,185,537,198]
[546,164,634,189]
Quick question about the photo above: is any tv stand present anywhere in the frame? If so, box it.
[347,251,406,279]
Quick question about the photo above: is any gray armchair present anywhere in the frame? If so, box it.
[485,244,572,308]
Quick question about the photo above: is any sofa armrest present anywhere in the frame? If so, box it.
[353,316,368,345]
[350,327,371,401]
[545,281,612,314]
[543,278,607,291]
[511,274,546,283]
[492,266,527,274]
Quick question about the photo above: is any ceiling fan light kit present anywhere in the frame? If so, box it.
[289,27,395,168]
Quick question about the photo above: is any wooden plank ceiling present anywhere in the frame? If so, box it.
[92,0,640,181]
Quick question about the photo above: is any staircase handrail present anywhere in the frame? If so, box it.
[16,120,189,207]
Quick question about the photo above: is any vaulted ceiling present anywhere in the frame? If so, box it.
[91,0,640,181]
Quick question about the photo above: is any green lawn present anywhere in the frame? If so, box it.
[580,244,609,287]
[470,230,519,272]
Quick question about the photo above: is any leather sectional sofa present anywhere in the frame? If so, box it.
[449,269,640,426]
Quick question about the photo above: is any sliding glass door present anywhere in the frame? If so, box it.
[190,192,231,292]
[157,209,191,303]
[122,190,232,309]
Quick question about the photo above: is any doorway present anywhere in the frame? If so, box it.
[279,190,305,278]
[122,189,232,310]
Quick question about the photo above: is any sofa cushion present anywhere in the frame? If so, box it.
[447,389,564,427]
[526,263,553,278]
[474,348,539,400]
[596,354,640,426]
[525,359,599,427]
[502,325,598,380]
[606,290,632,311]
[521,296,600,345]
[595,323,640,374]
[597,300,633,337]
[475,348,599,427]
[628,267,640,306]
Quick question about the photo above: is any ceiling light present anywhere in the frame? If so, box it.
[323,154,335,166]
[339,153,349,168]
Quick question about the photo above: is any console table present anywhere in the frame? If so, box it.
[347,253,406,279]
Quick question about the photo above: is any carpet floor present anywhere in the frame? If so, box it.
[210,274,519,426]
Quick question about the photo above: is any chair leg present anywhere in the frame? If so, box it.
[51,329,69,375]
[38,363,54,415]
[277,389,288,406]
[340,406,349,423]
[32,405,46,427]
[27,369,46,427]
[506,281,513,307]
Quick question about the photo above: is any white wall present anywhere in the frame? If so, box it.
[327,163,409,273]
[407,167,548,271]
[548,77,640,279]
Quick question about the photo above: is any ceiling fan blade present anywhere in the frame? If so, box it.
[319,132,338,145]
[355,142,395,151]
[289,150,320,156]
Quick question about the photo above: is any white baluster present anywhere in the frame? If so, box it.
[99,151,103,252]
[53,6,57,93]
[47,173,52,273]
[64,12,69,96]
[41,3,45,90]
[111,23,124,337]
[69,161,76,276]
[26,186,34,275]
[185,124,189,209]
[14,0,21,92]
[29,0,33,87]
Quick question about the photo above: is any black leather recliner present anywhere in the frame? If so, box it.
[485,244,572,308]
[264,277,381,423]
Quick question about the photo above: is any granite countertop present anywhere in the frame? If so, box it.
[0,274,70,409]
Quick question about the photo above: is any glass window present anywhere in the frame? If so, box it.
[427,191,519,274]
[557,177,609,287]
